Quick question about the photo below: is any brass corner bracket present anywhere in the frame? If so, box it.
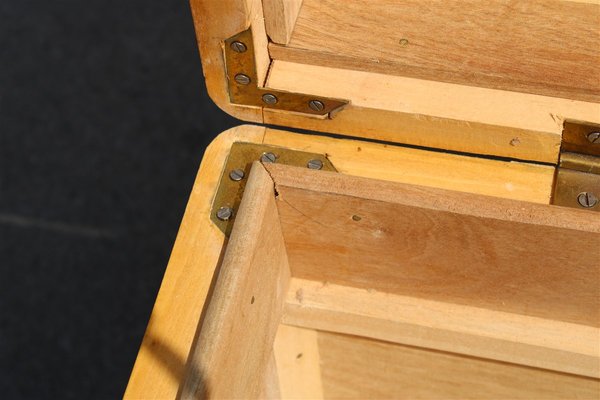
[211,142,337,235]
[552,121,600,212]
[224,29,348,118]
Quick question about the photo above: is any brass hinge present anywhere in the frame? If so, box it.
[552,121,600,211]
[211,142,337,235]
[224,28,349,118]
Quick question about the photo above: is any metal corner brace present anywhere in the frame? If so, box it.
[211,142,337,235]
[552,121,600,212]
[224,29,348,118]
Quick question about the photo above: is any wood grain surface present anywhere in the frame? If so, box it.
[267,163,600,328]
[263,128,556,203]
[318,332,600,399]
[266,60,600,163]
[262,0,303,44]
[125,126,266,399]
[284,278,600,377]
[273,0,600,102]
[273,324,324,399]
[180,162,290,399]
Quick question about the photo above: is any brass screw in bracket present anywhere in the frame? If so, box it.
[234,74,251,85]
[308,100,325,112]
[230,41,247,53]
[577,192,599,208]
[586,132,600,144]
[229,169,245,182]
[307,159,323,170]
[262,94,278,105]
[260,152,277,163]
[216,207,234,221]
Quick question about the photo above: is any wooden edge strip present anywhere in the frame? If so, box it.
[283,278,600,378]
[263,163,600,232]
[262,128,555,204]
[262,0,303,45]
[264,61,598,163]
[124,126,267,399]
[180,162,290,399]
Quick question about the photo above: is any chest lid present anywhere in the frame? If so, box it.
[191,0,600,164]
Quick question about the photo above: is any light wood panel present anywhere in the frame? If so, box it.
[125,125,557,398]
[266,163,600,327]
[266,61,600,163]
[262,0,303,44]
[190,0,600,160]
[180,162,290,399]
[125,125,266,399]
[273,0,600,102]
[260,354,281,400]
[283,278,600,378]
[263,128,555,203]
[317,332,600,399]
[273,324,324,399]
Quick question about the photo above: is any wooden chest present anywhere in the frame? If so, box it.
[125,1,600,399]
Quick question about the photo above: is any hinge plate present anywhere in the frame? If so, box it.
[211,142,337,235]
[224,29,349,118]
[552,122,600,211]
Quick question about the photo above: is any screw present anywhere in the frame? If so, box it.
[577,192,598,208]
[216,207,234,221]
[234,74,251,85]
[260,152,277,163]
[586,132,600,144]
[229,169,245,181]
[230,41,247,53]
[262,93,278,105]
[308,100,325,112]
[307,159,323,170]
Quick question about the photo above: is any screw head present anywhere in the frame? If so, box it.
[216,207,234,221]
[307,159,323,170]
[308,100,325,112]
[230,41,247,53]
[229,168,245,181]
[586,132,600,144]
[577,192,598,208]
[262,93,278,105]
[234,74,251,85]
[260,152,277,163]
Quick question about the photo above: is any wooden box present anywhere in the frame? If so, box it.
[126,1,600,399]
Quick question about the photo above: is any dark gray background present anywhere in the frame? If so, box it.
[1,1,238,398]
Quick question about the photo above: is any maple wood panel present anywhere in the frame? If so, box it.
[274,0,600,102]
[266,164,600,328]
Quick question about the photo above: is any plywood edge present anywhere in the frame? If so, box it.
[264,163,600,232]
[180,162,291,399]
[124,125,266,400]
[283,278,600,378]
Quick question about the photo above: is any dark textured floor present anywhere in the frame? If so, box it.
[0,1,238,398]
